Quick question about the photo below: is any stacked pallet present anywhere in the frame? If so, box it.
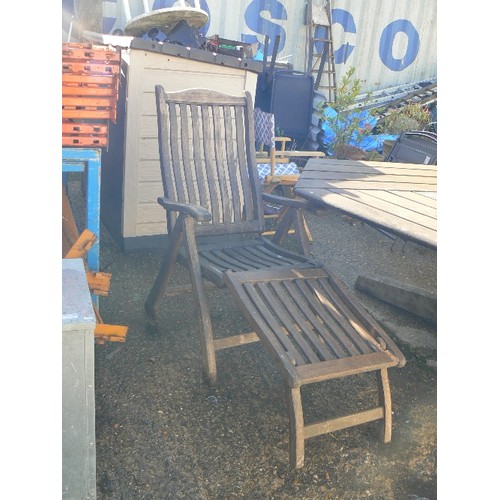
[62,42,121,147]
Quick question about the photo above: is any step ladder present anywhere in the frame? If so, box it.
[306,0,337,102]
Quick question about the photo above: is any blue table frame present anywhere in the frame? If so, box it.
[62,148,101,273]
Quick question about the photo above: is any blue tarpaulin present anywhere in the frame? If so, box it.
[320,106,397,154]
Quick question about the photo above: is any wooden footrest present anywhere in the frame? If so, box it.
[224,266,406,468]
[224,266,405,388]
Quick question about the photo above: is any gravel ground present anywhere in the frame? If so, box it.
[67,178,437,499]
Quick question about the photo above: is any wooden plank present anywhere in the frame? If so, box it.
[62,87,117,97]
[224,273,301,386]
[363,190,437,217]
[281,280,350,359]
[355,273,437,324]
[304,407,384,438]
[269,280,334,362]
[86,271,111,296]
[62,61,120,75]
[62,73,118,86]
[213,105,232,223]
[294,187,437,247]
[62,44,121,62]
[399,191,437,208]
[191,103,209,214]
[257,281,322,364]
[63,135,108,147]
[62,122,108,135]
[200,104,222,225]
[213,332,260,350]
[94,324,128,343]
[303,157,437,172]
[302,158,436,175]
[236,245,288,267]
[321,269,406,364]
[328,190,437,229]
[296,351,397,384]
[300,168,437,180]
[208,249,256,271]
[64,229,97,259]
[297,278,373,356]
[62,109,116,121]
[224,105,244,223]
[242,281,306,366]
[295,178,436,191]
[62,96,117,109]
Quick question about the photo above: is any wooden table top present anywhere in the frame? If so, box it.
[294,158,437,249]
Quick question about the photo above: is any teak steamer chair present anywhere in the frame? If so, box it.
[145,86,406,469]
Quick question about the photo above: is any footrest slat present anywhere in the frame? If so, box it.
[304,407,384,439]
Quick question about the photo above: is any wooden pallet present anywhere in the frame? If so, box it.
[62,42,121,147]
[62,121,109,147]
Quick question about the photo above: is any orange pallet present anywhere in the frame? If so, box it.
[62,45,121,64]
[63,122,108,135]
[62,74,119,96]
[63,135,108,147]
[61,42,121,147]
[62,61,120,75]
[62,121,109,147]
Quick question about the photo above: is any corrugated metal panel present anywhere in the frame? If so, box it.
[105,0,436,94]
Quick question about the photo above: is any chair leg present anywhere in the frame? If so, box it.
[377,368,392,443]
[183,217,218,387]
[292,209,313,255]
[286,386,305,469]
[145,214,186,318]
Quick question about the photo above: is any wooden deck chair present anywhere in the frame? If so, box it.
[254,107,323,238]
[145,86,318,386]
[145,87,405,469]
[254,106,325,188]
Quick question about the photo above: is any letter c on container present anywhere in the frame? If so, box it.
[314,9,356,64]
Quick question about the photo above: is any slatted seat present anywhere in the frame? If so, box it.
[224,266,406,469]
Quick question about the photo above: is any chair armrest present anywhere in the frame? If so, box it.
[264,174,297,185]
[262,192,315,211]
[280,151,326,158]
[275,136,292,154]
[157,197,212,223]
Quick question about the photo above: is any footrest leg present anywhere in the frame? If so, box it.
[286,386,305,469]
[377,368,392,443]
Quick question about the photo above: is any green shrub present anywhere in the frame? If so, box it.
[319,67,378,158]
[377,102,431,134]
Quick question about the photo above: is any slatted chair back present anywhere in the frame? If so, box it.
[155,85,265,238]
[385,130,437,165]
